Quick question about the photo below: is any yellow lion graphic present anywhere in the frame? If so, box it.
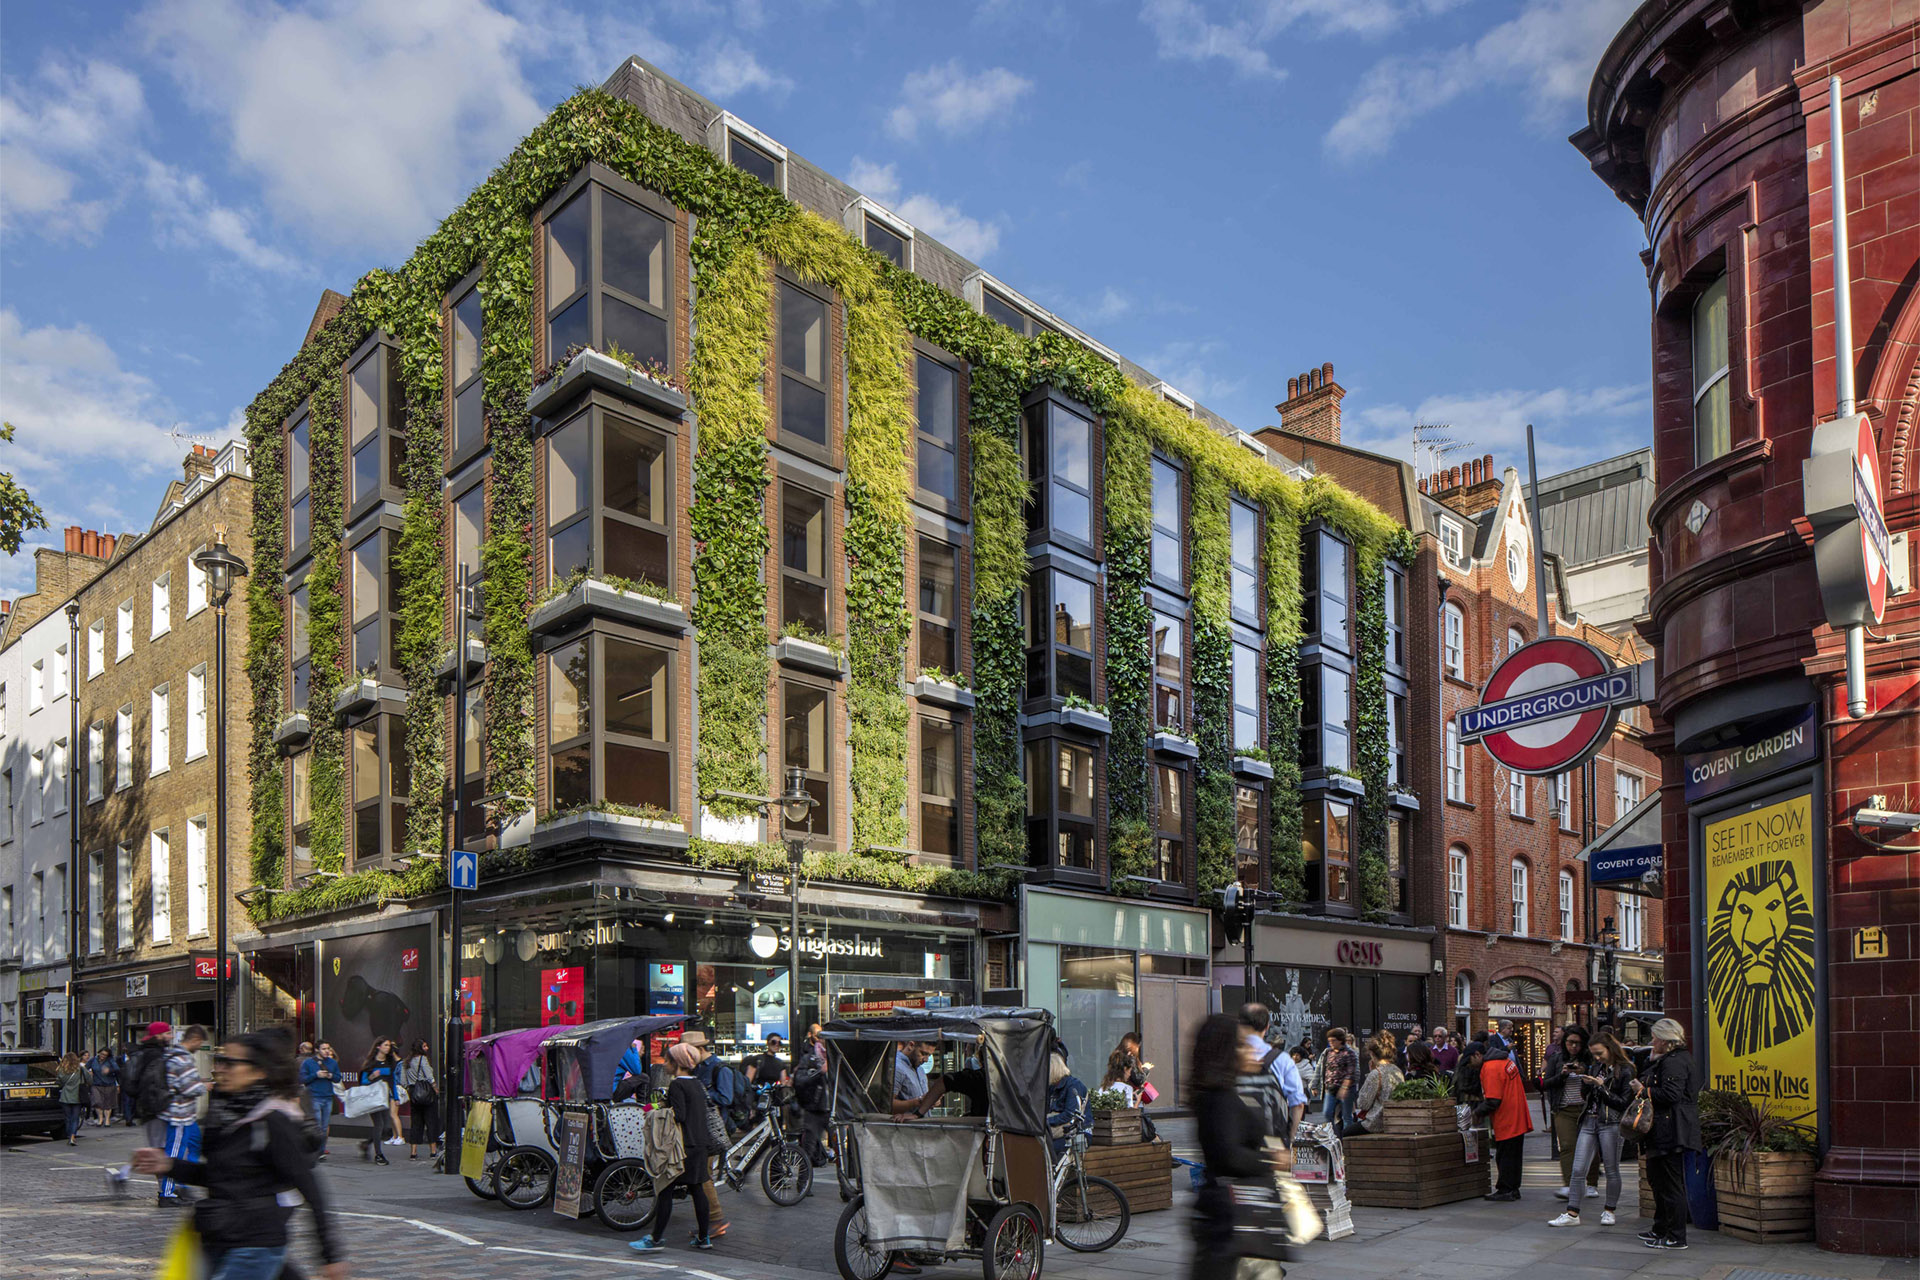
[1707,859,1817,1057]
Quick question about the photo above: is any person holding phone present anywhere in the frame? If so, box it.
[1543,1025,1600,1200]
[1548,1030,1637,1228]
[300,1042,341,1158]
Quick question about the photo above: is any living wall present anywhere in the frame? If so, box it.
[241,88,1407,925]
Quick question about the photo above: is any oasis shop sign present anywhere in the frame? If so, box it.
[1335,940,1385,968]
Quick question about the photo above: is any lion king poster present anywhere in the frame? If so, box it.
[1701,792,1819,1127]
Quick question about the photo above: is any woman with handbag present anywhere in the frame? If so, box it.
[57,1053,89,1145]
[401,1039,440,1162]
[357,1040,403,1163]
[1188,1013,1281,1280]
[1548,1030,1637,1228]
[630,1041,716,1254]
[1631,1018,1700,1250]
[1477,1040,1534,1201]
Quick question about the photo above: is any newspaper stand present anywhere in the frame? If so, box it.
[1289,1122,1355,1240]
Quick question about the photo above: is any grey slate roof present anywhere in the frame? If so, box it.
[1523,448,1653,570]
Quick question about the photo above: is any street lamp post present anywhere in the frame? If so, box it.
[779,766,816,1034]
[192,527,248,1045]
[64,599,81,1054]
[442,566,477,1175]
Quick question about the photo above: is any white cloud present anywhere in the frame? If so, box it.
[0,309,189,483]
[1346,384,1647,473]
[139,0,547,256]
[695,40,792,99]
[1145,339,1244,404]
[138,157,303,274]
[1141,0,1447,78]
[886,61,1032,140]
[847,157,1003,260]
[1326,0,1637,159]
[0,58,145,240]
[1140,0,1284,80]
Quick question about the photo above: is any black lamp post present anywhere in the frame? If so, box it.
[64,599,81,1054]
[779,766,816,1033]
[192,527,248,1044]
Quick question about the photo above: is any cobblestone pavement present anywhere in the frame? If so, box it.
[4,1120,1906,1280]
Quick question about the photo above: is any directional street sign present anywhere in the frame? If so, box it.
[451,848,479,891]
[1458,637,1644,776]
[1588,843,1663,884]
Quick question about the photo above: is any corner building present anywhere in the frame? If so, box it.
[237,58,1417,1108]
[1574,0,1920,1255]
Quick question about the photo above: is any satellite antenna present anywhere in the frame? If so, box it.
[1414,422,1466,486]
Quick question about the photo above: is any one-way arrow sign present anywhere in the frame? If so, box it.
[451,849,478,891]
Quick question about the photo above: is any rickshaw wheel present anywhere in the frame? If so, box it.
[1052,1173,1129,1252]
[982,1204,1045,1280]
[761,1140,814,1207]
[464,1146,499,1201]
[592,1158,656,1232]
[492,1145,556,1209]
[832,1194,896,1280]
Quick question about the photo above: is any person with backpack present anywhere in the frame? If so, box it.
[1478,1038,1535,1201]
[1239,1003,1305,1143]
[630,1041,716,1255]
[128,1021,206,1205]
[132,1031,344,1280]
[790,1047,833,1167]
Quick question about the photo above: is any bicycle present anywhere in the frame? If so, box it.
[1047,1116,1129,1253]
[722,1082,813,1206]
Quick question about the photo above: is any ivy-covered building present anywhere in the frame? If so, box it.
[234,58,1418,1092]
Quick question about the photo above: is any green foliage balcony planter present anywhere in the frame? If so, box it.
[431,639,489,692]
[272,713,312,752]
[912,674,975,710]
[532,807,691,855]
[1151,731,1199,760]
[1305,770,1366,800]
[527,347,688,422]
[1232,755,1275,781]
[1059,706,1112,735]
[773,634,847,679]
[530,577,688,638]
[1388,788,1421,811]
[330,677,388,724]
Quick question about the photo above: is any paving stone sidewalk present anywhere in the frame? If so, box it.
[3,1118,1907,1280]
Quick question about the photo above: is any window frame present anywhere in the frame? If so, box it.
[1559,869,1575,941]
[117,598,134,662]
[451,475,488,617]
[348,711,412,866]
[1445,722,1465,801]
[1233,781,1263,874]
[285,401,312,565]
[858,204,914,271]
[87,619,104,680]
[1153,761,1188,885]
[114,842,132,947]
[779,674,834,846]
[1555,772,1574,831]
[916,535,961,679]
[150,828,171,944]
[186,815,209,937]
[1230,639,1262,755]
[1508,768,1527,818]
[114,705,132,791]
[1228,497,1262,629]
[152,572,172,638]
[773,271,835,464]
[447,268,487,470]
[186,664,208,761]
[1439,519,1464,569]
[542,623,679,820]
[539,394,680,599]
[915,711,963,865]
[1386,811,1410,916]
[1021,386,1100,557]
[1024,564,1098,708]
[912,340,966,516]
[1383,562,1406,673]
[151,684,170,776]
[1299,660,1351,773]
[1148,453,1186,593]
[289,749,313,879]
[87,720,104,803]
[1302,527,1352,654]
[344,332,408,519]
[348,525,404,681]
[1386,689,1408,790]
[1691,273,1731,467]
[1614,768,1642,821]
[1510,859,1529,936]
[1151,607,1185,734]
[725,127,784,191]
[1442,602,1465,679]
[1301,796,1354,908]
[1024,735,1100,877]
[537,165,681,384]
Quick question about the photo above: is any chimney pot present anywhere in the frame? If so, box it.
[1321,361,1334,381]
[1287,376,1298,400]
[65,526,81,553]
[1483,452,1493,477]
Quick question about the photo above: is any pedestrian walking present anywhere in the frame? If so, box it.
[300,1042,340,1157]
[1478,1039,1533,1201]
[1336,1032,1404,1138]
[57,1052,89,1144]
[630,1042,716,1254]
[116,1042,138,1126]
[401,1039,441,1161]
[88,1047,119,1127]
[1238,1003,1306,1142]
[1544,1025,1600,1199]
[1320,1027,1360,1129]
[131,1031,344,1280]
[1430,1026,1459,1074]
[679,1031,730,1237]
[1188,1012,1281,1280]
[358,1039,403,1163]
[1633,1018,1700,1251]
[129,1022,207,1205]
[1548,1030,1635,1229]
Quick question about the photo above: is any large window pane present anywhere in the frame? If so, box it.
[1052,407,1090,489]
[452,289,482,386]
[602,193,666,307]
[288,416,309,498]
[548,640,589,743]
[454,381,483,458]
[782,488,829,635]
[1693,275,1731,465]
[548,296,590,363]
[351,539,380,673]
[605,419,666,522]
[917,437,955,502]
[921,720,957,801]
[918,356,956,446]
[545,193,589,313]
[1322,665,1351,771]
[1151,457,1181,582]
[780,284,826,381]
[1054,742,1095,818]
[784,686,828,773]
[350,354,380,449]
[352,438,380,507]
[729,134,778,187]
[604,639,668,741]
[1058,948,1134,1080]
[918,538,957,673]
[455,486,484,589]
[1232,642,1260,752]
[782,378,828,447]
[1053,574,1093,651]
[603,295,669,371]
[551,744,590,809]
[605,742,670,810]
[548,415,590,526]
[353,724,379,801]
[1231,500,1259,619]
[604,519,670,586]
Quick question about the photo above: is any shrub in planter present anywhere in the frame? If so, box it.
[1700,1090,1816,1243]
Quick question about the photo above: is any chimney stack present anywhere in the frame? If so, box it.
[1275,360,1345,445]
[184,444,217,484]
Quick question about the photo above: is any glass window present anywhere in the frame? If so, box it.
[983,287,1047,338]
[778,281,830,451]
[1026,739,1096,870]
[1300,664,1349,772]
[347,344,404,507]
[1231,642,1261,753]
[1316,532,1349,650]
[115,843,132,943]
[781,486,830,639]
[544,191,591,358]
[915,354,960,506]
[1027,570,1094,704]
[1509,767,1528,817]
[350,714,410,863]
[1387,692,1407,788]
[1234,783,1261,864]
[151,685,170,774]
[1555,772,1573,830]
[87,721,104,802]
[1301,798,1351,904]
[1559,870,1575,941]
[1446,723,1465,801]
[603,638,671,811]
[544,407,674,594]
[1056,947,1135,1097]
[186,666,206,759]
[1387,815,1409,913]
[117,599,134,661]
[782,682,831,837]
[864,214,908,268]
[1692,274,1730,466]
[289,584,311,713]
[1384,565,1404,669]
[1449,846,1468,927]
[87,619,104,678]
[290,751,311,876]
[1510,860,1529,936]
[451,287,484,458]
[544,184,673,374]
[1154,763,1185,883]
[454,482,485,609]
[548,639,591,810]
[1439,519,1463,568]
[1505,625,1525,661]
[287,409,310,553]
[351,537,380,675]
[729,132,780,187]
[455,686,485,843]
[1442,603,1464,678]
[1048,403,1093,546]
[1152,610,1183,732]
[917,538,958,676]
[152,573,170,638]
[114,706,132,790]
[1150,457,1183,586]
[150,830,171,943]
[186,816,208,936]
[1230,499,1260,624]
[919,718,958,861]
[1615,770,1642,821]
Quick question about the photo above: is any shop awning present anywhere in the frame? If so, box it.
[1576,791,1662,895]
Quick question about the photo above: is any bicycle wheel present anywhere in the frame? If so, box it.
[833,1194,895,1280]
[1052,1172,1130,1252]
[592,1158,656,1232]
[492,1145,556,1209]
[761,1139,813,1206]
[982,1204,1044,1280]
[464,1147,499,1200]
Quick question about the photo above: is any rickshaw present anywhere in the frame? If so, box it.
[823,1007,1079,1280]
[459,1024,567,1204]
[545,1015,688,1231]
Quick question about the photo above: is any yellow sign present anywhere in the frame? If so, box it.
[1702,793,1818,1126]
[1853,926,1888,960]
[459,1099,493,1180]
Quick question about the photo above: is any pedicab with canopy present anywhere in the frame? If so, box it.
[458,1024,567,1202]
[823,1006,1060,1280]
[543,1014,688,1231]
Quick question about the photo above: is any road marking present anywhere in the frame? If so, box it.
[488,1245,676,1269]
[334,1210,484,1246]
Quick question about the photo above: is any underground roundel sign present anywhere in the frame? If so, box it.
[1458,637,1629,776]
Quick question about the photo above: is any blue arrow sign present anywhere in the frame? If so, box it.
[1589,843,1661,884]
[451,849,478,891]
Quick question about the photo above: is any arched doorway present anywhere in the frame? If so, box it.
[1489,976,1554,1078]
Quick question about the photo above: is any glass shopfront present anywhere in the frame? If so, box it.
[1219,919,1435,1054]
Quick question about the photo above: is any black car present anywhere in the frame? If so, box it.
[0,1050,66,1142]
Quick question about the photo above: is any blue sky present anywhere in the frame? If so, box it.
[0,0,1653,598]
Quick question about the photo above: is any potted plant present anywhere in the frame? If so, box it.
[1087,1087,1141,1145]
[1379,1073,1457,1134]
[1699,1089,1816,1242]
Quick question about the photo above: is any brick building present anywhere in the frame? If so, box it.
[1420,458,1665,1078]
[1574,0,1919,1254]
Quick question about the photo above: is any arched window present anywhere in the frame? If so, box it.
[1442,602,1465,678]
[1506,625,1525,658]
[1559,870,1575,940]
[1448,845,1469,928]
[1510,859,1529,936]
[1454,972,1472,1010]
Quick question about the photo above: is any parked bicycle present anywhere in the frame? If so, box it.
[1047,1114,1129,1253]
[723,1081,813,1206]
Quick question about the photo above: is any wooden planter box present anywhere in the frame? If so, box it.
[1713,1152,1815,1243]
[1089,1108,1142,1146]
[1342,1129,1490,1209]
[1638,1155,1655,1219]
[1080,1137,1172,1213]
[1377,1098,1459,1135]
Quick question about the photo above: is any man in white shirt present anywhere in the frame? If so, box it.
[1238,1003,1305,1142]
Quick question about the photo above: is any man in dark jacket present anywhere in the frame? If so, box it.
[1633,1017,1700,1251]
